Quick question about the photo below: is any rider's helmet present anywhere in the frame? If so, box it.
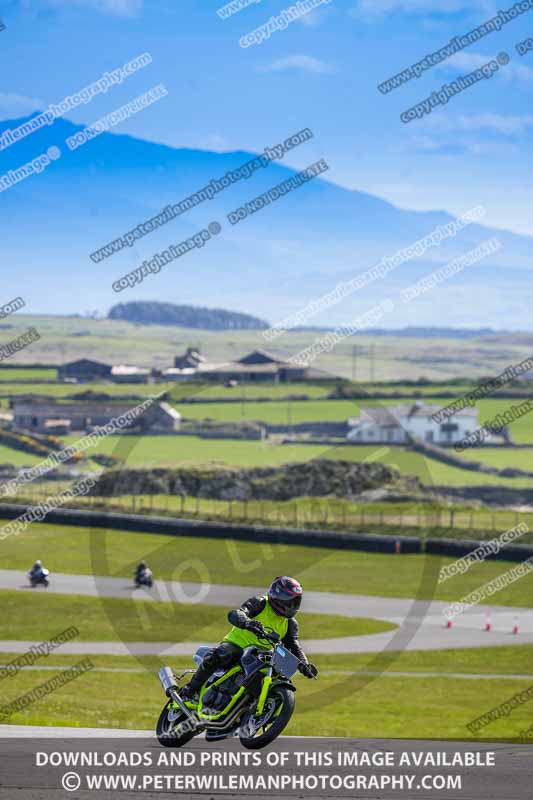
[267,576,303,618]
[34,560,42,569]
[139,560,146,569]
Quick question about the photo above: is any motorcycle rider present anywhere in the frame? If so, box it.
[180,576,318,700]
[28,560,45,581]
[134,560,151,584]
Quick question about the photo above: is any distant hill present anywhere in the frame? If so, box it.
[108,301,269,331]
[2,112,533,327]
[295,326,496,339]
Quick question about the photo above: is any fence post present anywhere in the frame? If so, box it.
[450,509,454,529]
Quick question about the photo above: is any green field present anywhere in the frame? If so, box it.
[0,591,393,642]
[0,382,176,402]
[2,522,533,607]
[178,398,359,424]
[51,433,533,487]
[0,444,41,467]
[63,433,335,468]
[1,647,532,738]
[176,383,334,401]
[458,447,533,470]
[0,368,57,382]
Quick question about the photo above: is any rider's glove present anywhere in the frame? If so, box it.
[247,620,266,638]
[298,662,318,679]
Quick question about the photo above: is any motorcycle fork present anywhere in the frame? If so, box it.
[255,662,273,716]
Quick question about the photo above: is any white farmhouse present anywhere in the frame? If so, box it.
[347,401,496,446]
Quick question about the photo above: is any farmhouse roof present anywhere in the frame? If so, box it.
[60,358,111,369]
[353,402,478,426]
[237,350,284,365]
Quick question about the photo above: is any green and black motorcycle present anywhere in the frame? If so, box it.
[156,627,311,749]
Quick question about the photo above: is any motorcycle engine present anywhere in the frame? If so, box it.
[201,685,229,713]
[201,673,242,714]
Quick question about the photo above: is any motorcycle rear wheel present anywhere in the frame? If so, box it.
[239,686,294,749]
[156,702,197,748]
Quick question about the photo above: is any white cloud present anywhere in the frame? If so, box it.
[425,112,533,135]
[351,0,486,18]
[297,6,334,26]
[0,93,43,117]
[445,52,490,71]
[437,52,533,83]
[202,134,230,152]
[257,55,335,74]
[404,133,520,157]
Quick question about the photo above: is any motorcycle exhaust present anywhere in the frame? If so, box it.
[158,667,195,721]
[158,667,178,695]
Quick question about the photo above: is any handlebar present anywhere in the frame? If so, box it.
[256,625,281,645]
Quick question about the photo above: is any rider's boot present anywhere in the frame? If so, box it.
[179,682,199,702]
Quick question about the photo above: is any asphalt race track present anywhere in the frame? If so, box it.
[0,727,532,799]
[1,568,532,655]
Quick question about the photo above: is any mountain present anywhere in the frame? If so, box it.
[108,301,268,330]
[1,112,532,330]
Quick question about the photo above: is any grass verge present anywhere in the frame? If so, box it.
[0,590,395,642]
[1,647,532,738]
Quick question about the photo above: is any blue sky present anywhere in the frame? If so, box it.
[1,0,532,238]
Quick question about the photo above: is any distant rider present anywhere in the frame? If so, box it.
[135,560,152,583]
[180,576,318,700]
[29,560,45,580]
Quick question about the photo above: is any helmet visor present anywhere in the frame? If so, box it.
[269,590,302,618]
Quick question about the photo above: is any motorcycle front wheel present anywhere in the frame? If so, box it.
[239,686,295,749]
[156,702,197,748]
